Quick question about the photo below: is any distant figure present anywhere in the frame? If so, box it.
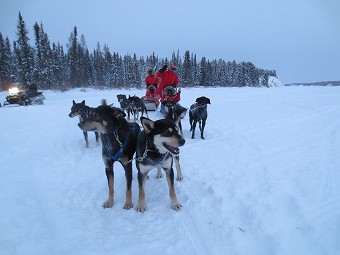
[157,64,181,115]
[156,64,179,96]
[159,87,181,115]
[145,68,159,89]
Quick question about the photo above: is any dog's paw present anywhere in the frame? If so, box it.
[136,203,147,213]
[102,200,114,208]
[156,172,163,179]
[171,201,183,211]
[176,175,184,181]
[123,202,134,210]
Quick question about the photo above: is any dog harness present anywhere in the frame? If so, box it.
[107,123,140,161]
[110,131,130,161]
[190,103,207,120]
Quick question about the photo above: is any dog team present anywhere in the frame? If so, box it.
[68,64,210,212]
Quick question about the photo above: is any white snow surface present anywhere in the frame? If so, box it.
[1,86,339,255]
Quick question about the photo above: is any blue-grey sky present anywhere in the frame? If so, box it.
[1,0,339,84]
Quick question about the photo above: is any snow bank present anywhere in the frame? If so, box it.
[268,76,284,87]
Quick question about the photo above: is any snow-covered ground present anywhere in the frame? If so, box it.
[0,86,339,255]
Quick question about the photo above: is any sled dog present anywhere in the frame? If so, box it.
[158,100,187,181]
[117,94,133,121]
[135,117,185,212]
[189,96,211,139]
[78,100,140,209]
[127,95,148,122]
[68,100,99,147]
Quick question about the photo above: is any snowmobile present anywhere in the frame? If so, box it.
[3,84,45,107]
[141,85,160,111]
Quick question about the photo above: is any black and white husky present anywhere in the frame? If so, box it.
[158,100,187,181]
[135,117,185,212]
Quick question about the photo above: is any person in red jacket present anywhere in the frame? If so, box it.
[142,68,161,108]
[159,86,182,115]
[156,64,179,96]
[145,68,159,89]
[157,64,181,115]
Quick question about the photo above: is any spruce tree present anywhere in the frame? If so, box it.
[16,12,34,87]
[0,33,13,88]
[67,26,80,87]
[182,50,192,87]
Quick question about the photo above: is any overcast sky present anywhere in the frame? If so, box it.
[1,0,339,84]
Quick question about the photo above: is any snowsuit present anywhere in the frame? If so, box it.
[156,69,179,96]
[160,93,180,103]
[145,74,159,88]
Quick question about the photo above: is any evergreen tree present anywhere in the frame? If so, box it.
[77,34,91,86]
[1,15,279,89]
[33,22,53,88]
[67,26,80,87]
[51,42,67,88]
[132,53,141,88]
[182,50,192,87]
[146,52,158,70]
[261,71,269,87]
[191,53,199,86]
[206,60,213,86]
[123,54,134,88]
[199,57,207,85]
[16,12,34,87]
[0,33,13,88]
[92,42,104,86]
[103,44,113,87]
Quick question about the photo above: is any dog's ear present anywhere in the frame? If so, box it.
[207,98,211,104]
[72,100,76,105]
[111,108,126,118]
[141,117,154,133]
[81,100,85,105]
[195,97,202,103]
[101,99,107,106]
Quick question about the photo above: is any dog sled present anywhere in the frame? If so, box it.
[3,84,45,107]
[141,85,160,111]
[142,97,160,111]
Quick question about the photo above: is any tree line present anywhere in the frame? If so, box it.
[0,12,277,90]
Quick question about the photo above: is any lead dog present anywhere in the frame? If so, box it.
[135,117,185,212]
[78,100,140,209]
[68,100,99,147]
[189,96,211,139]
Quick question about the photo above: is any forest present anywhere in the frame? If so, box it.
[0,12,277,90]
